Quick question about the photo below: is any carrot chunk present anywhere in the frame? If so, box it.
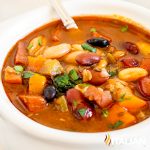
[15,42,28,65]
[4,66,22,84]
[27,55,46,73]
[118,95,147,114]
[29,74,47,95]
[141,58,150,72]
[107,104,136,129]
[19,95,47,113]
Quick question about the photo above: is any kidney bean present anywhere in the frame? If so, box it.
[76,53,101,66]
[121,57,139,67]
[88,69,109,85]
[124,42,139,55]
[66,88,93,120]
[87,38,110,48]
[137,76,150,99]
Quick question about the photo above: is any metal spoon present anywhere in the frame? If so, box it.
[50,0,78,29]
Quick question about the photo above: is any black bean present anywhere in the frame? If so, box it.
[43,86,56,102]
[87,38,110,48]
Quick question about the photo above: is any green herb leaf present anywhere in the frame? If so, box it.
[90,28,97,33]
[102,109,109,118]
[27,43,33,50]
[38,37,42,46]
[81,43,97,53]
[23,71,34,79]
[118,93,131,102]
[14,65,24,73]
[54,74,74,92]
[120,25,128,32]
[79,83,91,88]
[69,69,79,81]
[118,93,126,102]
[109,70,118,77]
[54,72,82,93]
[73,100,78,108]
[109,120,124,129]
[78,108,87,117]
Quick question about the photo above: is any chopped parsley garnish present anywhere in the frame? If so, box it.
[78,108,87,117]
[108,120,124,129]
[54,73,82,93]
[14,65,24,73]
[54,74,73,92]
[118,93,126,102]
[69,69,79,81]
[38,37,42,46]
[118,93,131,102]
[109,70,118,77]
[81,43,97,53]
[120,25,128,32]
[102,109,109,118]
[23,71,34,79]
[73,100,78,108]
[90,28,97,33]
[79,83,91,88]
[27,43,33,50]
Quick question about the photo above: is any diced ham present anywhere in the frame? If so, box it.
[66,88,93,120]
[88,69,109,86]
[4,66,22,84]
[84,86,113,108]
[19,95,47,113]
[15,41,28,65]
[100,91,113,108]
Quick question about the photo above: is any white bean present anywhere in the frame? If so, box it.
[118,67,148,82]
[43,43,71,59]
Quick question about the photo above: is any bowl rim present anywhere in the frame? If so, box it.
[0,0,150,145]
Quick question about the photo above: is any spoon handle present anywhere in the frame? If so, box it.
[50,0,78,29]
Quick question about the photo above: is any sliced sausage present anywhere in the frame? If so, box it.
[137,76,150,99]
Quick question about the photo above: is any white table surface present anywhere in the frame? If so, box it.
[0,0,150,150]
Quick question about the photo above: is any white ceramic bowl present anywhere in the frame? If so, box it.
[0,0,150,149]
